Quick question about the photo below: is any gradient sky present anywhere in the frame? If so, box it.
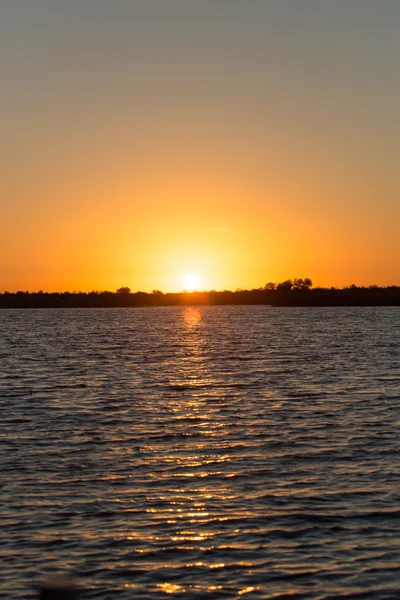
[1,0,399,292]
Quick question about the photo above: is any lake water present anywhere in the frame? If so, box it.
[1,306,399,599]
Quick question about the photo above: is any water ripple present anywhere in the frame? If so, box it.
[0,306,399,598]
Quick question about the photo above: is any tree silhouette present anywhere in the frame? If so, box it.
[276,279,293,292]
[293,278,312,290]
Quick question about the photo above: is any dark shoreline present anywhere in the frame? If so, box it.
[1,286,400,309]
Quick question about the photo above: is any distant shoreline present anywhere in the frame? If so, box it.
[1,284,400,308]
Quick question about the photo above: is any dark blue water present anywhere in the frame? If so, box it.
[1,306,399,598]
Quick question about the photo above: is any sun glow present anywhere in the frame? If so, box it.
[183,273,201,291]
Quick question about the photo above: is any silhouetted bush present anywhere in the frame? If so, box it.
[0,279,399,308]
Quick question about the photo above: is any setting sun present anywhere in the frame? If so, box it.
[183,273,201,291]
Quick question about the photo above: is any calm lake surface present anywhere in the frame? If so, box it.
[1,306,399,599]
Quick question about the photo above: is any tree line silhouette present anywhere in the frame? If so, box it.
[1,279,400,308]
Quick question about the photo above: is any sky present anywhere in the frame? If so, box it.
[1,0,399,292]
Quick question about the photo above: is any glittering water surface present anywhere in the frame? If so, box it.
[1,306,399,599]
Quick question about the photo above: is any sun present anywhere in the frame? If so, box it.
[183,273,201,291]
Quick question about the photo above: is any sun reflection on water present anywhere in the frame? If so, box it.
[125,306,247,596]
[157,582,185,594]
[183,307,202,327]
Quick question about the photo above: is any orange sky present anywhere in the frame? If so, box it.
[1,1,399,292]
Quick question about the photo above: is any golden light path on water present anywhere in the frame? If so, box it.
[121,307,261,596]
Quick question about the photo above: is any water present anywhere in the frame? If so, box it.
[0,306,399,599]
